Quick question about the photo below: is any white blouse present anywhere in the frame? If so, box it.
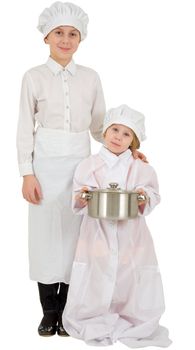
[17,57,106,176]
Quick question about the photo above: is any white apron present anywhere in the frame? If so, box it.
[28,127,90,284]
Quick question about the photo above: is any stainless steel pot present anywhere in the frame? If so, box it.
[80,182,146,220]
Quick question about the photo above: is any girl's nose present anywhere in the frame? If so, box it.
[115,134,121,140]
[62,35,69,44]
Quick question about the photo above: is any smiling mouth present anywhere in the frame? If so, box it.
[59,47,71,51]
[111,142,121,147]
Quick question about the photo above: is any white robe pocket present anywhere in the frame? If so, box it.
[136,266,165,313]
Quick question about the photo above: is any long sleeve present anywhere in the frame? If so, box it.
[72,156,100,215]
[72,177,89,216]
[90,74,106,143]
[134,165,161,216]
[16,72,36,176]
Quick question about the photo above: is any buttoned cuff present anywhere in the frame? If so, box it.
[18,163,34,176]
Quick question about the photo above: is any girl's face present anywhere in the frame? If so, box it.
[45,26,80,66]
[104,124,134,155]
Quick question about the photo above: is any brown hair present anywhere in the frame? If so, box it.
[129,130,140,150]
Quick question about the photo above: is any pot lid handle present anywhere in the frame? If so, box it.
[108,182,120,189]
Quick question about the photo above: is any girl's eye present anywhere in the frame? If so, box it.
[70,32,78,37]
[124,133,130,137]
[55,31,62,35]
[112,128,118,132]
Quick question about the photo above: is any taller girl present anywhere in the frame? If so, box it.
[17,1,106,336]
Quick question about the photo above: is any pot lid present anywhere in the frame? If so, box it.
[92,182,129,194]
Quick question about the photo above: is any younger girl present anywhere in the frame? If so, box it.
[63,105,171,347]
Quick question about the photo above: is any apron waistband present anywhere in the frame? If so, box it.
[34,127,91,158]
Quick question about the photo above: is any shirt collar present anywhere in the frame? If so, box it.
[99,146,132,168]
[46,56,76,76]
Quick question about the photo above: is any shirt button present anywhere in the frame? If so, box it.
[65,92,68,96]
[64,79,67,82]
[66,106,69,109]
[65,120,69,123]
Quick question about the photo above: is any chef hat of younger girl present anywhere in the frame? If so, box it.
[103,104,146,143]
[37,1,89,40]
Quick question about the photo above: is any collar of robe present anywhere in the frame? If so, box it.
[99,146,132,168]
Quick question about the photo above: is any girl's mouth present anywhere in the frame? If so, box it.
[58,47,71,52]
[111,142,121,147]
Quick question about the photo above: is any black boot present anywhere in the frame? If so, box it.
[37,282,59,336]
[57,283,69,336]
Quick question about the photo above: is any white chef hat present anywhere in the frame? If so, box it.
[37,1,89,40]
[103,104,146,143]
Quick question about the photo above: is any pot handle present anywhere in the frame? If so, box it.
[137,194,146,201]
[80,192,92,200]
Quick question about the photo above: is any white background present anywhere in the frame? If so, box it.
[0,0,194,349]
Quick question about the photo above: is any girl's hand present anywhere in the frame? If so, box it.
[132,149,148,163]
[136,188,148,206]
[22,175,43,205]
[75,186,89,208]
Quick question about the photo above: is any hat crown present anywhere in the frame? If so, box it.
[42,2,88,21]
